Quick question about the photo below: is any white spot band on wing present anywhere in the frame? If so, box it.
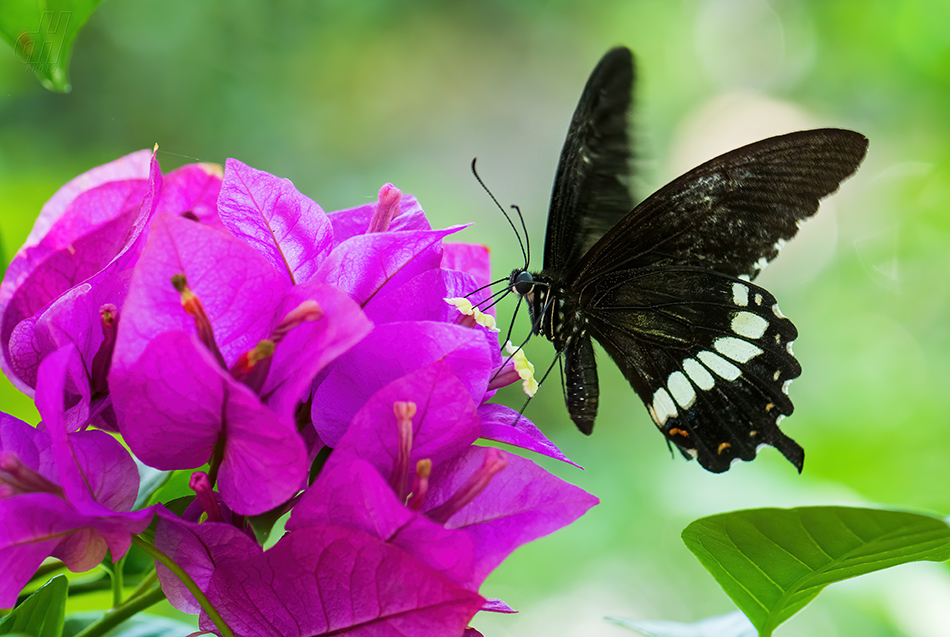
[683,358,715,390]
[698,350,741,382]
[651,388,678,426]
[732,282,749,307]
[714,337,763,363]
[731,311,769,339]
[667,371,696,409]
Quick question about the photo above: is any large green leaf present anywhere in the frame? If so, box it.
[0,0,103,92]
[682,506,950,636]
[0,575,67,637]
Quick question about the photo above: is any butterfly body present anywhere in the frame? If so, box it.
[506,47,868,473]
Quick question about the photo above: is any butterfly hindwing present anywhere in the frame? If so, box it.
[569,129,868,284]
[544,47,635,274]
[582,267,803,472]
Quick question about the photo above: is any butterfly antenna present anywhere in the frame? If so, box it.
[502,295,523,345]
[489,287,554,385]
[510,204,530,269]
[472,285,515,314]
[463,275,511,299]
[482,285,514,303]
[471,158,529,269]
[477,292,511,314]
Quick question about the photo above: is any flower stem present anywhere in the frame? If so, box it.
[72,583,165,637]
[112,553,125,606]
[126,569,159,601]
[130,535,234,637]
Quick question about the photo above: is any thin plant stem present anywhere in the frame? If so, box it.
[72,583,166,637]
[125,570,159,601]
[112,553,126,606]
[130,536,234,637]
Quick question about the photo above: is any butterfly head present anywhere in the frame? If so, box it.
[509,269,536,298]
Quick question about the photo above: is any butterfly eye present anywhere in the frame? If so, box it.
[511,270,535,296]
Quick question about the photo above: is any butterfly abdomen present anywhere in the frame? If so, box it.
[565,334,599,435]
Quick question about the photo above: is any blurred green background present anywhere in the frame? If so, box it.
[2,1,949,635]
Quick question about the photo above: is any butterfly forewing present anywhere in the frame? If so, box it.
[544,47,635,274]
[583,267,803,472]
[569,129,869,284]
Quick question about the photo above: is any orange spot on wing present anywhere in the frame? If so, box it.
[668,428,689,437]
[717,442,732,454]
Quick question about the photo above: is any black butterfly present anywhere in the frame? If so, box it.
[505,47,868,473]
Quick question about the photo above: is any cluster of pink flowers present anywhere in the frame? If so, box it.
[0,149,596,636]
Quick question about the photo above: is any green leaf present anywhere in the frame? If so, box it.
[63,613,196,637]
[682,506,950,636]
[0,575,67,637]
[0,0,104,92]
[132,458,173,510]
[607,611,755,637]
[149,468,205,509]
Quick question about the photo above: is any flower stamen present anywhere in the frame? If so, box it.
[190,471,224,523]
[407,459,431,510]
[171,274,226,369]
[90,303,119,395]
[229,340,276,393]
[390,401,417,502]
[270,301,323,345]
[0,452,64,499]
[426,448,507,525]
[367,183,403,233]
